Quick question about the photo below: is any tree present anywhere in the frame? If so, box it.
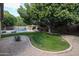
[2,11,16,29]
[17,3,79,33]
[18,4,33,25]
[15,16,26,26]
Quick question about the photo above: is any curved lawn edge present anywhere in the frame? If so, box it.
[29,36,72,53]
[1,32,72,53]
[1,35,72,54]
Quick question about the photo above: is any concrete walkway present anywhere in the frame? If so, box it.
[0,35,79,56]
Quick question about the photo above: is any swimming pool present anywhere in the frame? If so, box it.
[1,29,35,34]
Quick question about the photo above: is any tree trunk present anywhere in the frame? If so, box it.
[47,25,52,33]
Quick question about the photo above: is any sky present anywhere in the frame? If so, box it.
[4,3,24,17]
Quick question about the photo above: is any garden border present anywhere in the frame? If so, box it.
[29,35,72,54]
[1,35,72,54]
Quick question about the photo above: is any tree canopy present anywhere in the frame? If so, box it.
[17,3,79,33]
[15,16,26,26]
[2,11,16,27]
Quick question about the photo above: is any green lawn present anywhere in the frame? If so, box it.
[1,32,70,51]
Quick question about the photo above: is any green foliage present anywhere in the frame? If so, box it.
[17,3,79,32]
[15,16,26,26]
[18,4,33,25]
[2,11,16,26]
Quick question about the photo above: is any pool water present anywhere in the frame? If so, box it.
[15,28,27,32]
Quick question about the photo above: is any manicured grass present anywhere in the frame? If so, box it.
[1,32,70,51]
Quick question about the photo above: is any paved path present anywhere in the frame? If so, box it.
[0,35,79,56]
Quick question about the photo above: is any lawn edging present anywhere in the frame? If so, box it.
[1,32,72,54]
[29,35,72,54]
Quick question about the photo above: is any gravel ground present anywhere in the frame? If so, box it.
[0,35,79,56]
